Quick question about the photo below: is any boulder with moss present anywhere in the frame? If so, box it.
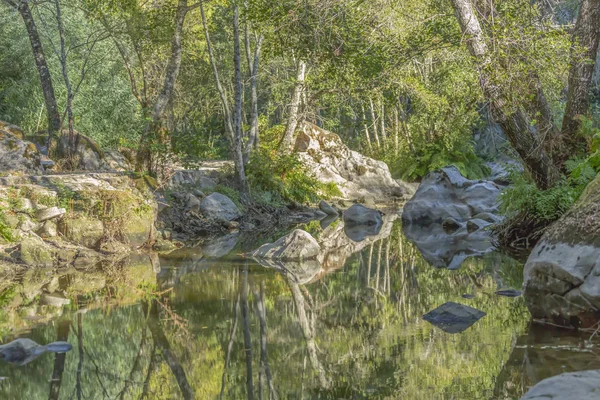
[523,173,600,328]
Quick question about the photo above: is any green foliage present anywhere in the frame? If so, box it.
[247,147,341,205]
[0,209,15,242]
[500,157,599,222]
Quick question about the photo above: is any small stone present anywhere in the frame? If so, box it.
[192,189,205,198]
[496,289,523,297]
[40,293,71,307]
[186,194,201,212]
[319,200,339,216]
[224,220,240,230]
[423,301,486,333]
[462,293,475,299]
[19,218,40,233]
[160,229,173,240]
[36,207,66,222]
[38,220,57,238]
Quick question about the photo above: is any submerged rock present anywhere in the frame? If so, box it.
[523,174,600,328]
[521,370,600,400]
[496,289,522,297]
[199,193,242,222]
[250,229,320,260]
[0,338,72,366]
[422,301,486,333]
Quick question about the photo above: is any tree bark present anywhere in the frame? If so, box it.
[54,0,75,155]
[561,0,600,157]
[244,18,264,159]
[279,60,306,151]
[240,265,254,400]
[450,0,560,189]
[233,5,249,196]
[369,98,381,148]
[360,103,372,151]
[12,0,61,150]
[136,0,188,173]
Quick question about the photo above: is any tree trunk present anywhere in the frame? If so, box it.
[360,103,372,151]
[253,281,278,400]
[244,19,264,160]
[233,5,249,196]
[54,0,76,156]
[379,100,387,148]
[561,0,600,157]
[13,0,61,151]
[240,265,254,400]
[48,319,70,400]
[394,107,399,156]
[450,0,560,189]
[279,60,306,151]
[136,0,188,173]
[369,98,381,148]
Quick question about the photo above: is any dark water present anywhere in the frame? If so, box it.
[0,218,599,399]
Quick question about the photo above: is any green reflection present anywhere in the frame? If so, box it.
[0,221,548,399]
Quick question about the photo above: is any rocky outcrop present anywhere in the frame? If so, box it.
[0,173,156,267]
[250,212,397,284]
[402,166,502,225]
[0,129,44,174]
[520,370,600,400]
[523,174,600,328]
[294,123,413,203]
[401,166,502,269]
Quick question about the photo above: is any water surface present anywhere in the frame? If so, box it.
[0,219,598,399]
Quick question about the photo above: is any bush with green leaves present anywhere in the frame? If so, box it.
[247,147,341,205]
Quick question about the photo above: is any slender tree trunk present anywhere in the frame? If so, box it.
[560,0,600,157]
[286,278,331,389]
[380,100,387,148]
[240,265,254,400]
[279,60,306,151]
[253,281,278,400]
[76,314,84,400]
[360,103,372,151]
[145,301,195,400]
[54,0,76,156]
[394,107,399,156]
[220,295,240,400]
[369,98,381,148]
[136,0,188,173]
[244,18,264,159]
[233,5,249,196]
[12,0,61,151]
[450,0,560,189]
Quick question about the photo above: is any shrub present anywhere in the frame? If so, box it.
[247,148,341,205]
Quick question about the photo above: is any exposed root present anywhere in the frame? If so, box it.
[492,212,552,260]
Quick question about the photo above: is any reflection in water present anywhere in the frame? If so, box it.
[0,219,596,399]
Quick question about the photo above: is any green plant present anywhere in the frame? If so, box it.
[0,209,14,242]
[500,156,599,222]
[247,148,341,205]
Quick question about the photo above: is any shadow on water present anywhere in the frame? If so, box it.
[0,217,596,398]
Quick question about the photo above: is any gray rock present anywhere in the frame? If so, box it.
[422,301,486,333]
[466,218,491,233]
[319,200,339,216]
[40,293,71,307]
[402,166,501,225]
[0,129,44,174]
[250,229,321,260]
[319,214,338,230]
[521,370,600,400]
[20,233,54,267]
[496,289,522,297]
[192,189,205,198]
[38,220,58,238]
[343,204,383,227]
[19,218,40,233]
[523,174,600,327]
[199,193,242,222]
[186,194,201,212]
[473,212,502,224]
[36,207,66,222]
[294,123,408,202]
[104,150,131,171]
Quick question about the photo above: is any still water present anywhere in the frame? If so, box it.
[0,217,598,399]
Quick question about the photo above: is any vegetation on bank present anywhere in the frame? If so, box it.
[0,0,599,237]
